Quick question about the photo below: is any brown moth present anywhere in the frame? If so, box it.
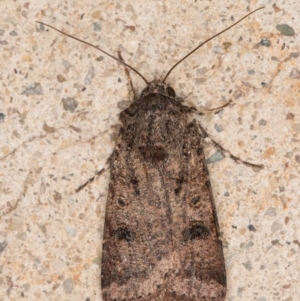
[101,84,226,301]
[37,7,263,301]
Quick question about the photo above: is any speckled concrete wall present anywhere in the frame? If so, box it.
[0,1,299,300]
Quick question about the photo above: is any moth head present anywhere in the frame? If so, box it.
[141,80,176,98]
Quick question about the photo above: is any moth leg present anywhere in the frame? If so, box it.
[75,151,115,193]
[198,99,232,114]
[186,99,232,115]
[75,167,106,193]
[198,123,263,169]
[117,51,136,100]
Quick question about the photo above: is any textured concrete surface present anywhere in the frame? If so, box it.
[0,0,299,300]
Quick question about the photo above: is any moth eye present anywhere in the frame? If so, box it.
[113,226,134,241]
[183,223,209,241]
[117,198,127,207]
[166,87,176,97]
[191,195,201,206]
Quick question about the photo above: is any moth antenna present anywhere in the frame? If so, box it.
[35,21,149,85]
[163,7,265,83]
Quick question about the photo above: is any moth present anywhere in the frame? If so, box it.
[37,7,263,301]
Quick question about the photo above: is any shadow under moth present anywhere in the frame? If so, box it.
[37,6,264,301]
